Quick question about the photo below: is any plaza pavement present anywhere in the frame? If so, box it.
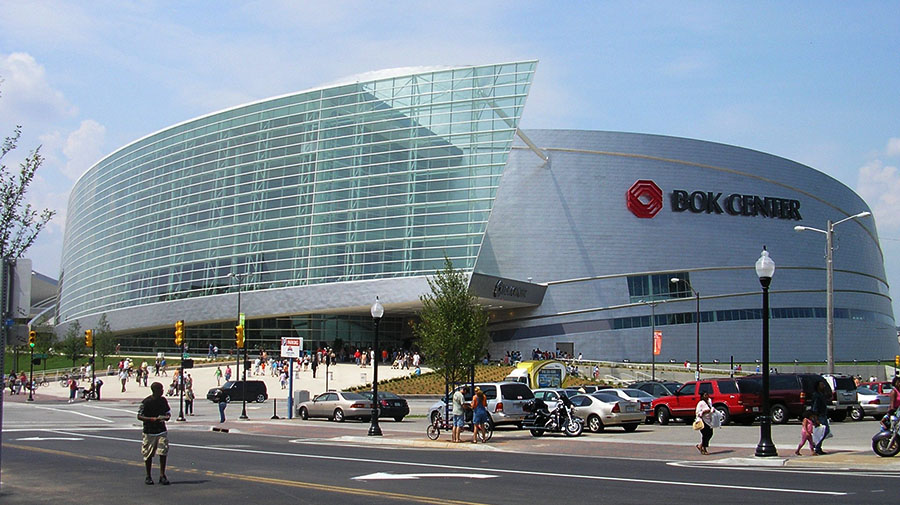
[26,356,431,404]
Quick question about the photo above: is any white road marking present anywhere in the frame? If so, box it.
[353,472,496,480]
[50,430,847,496]
[34,407,114,423]
[16,437,84,441]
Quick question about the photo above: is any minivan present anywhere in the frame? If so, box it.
[428,382,535,428]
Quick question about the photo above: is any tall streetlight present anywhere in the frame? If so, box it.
[640,300,666,380]
[228,272,249,420]
[368,296,384,437]
[794,211,871,374]
[670,277,700,380]
[755,246,777,457]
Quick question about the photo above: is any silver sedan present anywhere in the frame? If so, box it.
[571,392,644,432]
[298,391,374,422]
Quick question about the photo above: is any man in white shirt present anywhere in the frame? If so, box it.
[451,385,469,443]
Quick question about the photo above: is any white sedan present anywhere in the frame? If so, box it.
[571,392,644,432]
[605,388,656,423]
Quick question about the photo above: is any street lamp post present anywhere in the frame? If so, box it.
[368,296,384,437]
[755,246,777,457]
[670,277,700,380]
[794,211,871,374]
[229,272,248,420]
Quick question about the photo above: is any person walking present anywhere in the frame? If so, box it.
[471,387,488,443]
[811,381,831,455]
[120,368,128,392]
[213,388,227,422]
[451,385,469,443]
[68,376,78,403]
[137,382,171,485]
[695,391,714,455]
[224,365,232,382]
[215,366,223,386]
[184,386,195,416]
[795,410,818,456]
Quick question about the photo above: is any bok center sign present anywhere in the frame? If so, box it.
[626,180,802,221]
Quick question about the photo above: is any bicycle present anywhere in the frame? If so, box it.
[426,410,493,442]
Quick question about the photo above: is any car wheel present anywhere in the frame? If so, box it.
[713,405,730,426]
[256,393,266,403]
[299,407,309,420]
[655,407,670,425]
[770,404,788,424]
[849,406,864,422]
[333,408,344,422]
[529,428,544,437]
[394,416,404,422]
[587,414,604,433]
[623,423,639,433]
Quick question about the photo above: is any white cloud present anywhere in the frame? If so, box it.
[857,159,900,230]
[0,52,77,124]
[61,120,106,180]
[887,138,900,157]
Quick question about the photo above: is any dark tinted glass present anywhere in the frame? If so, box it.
[737,378,762,393]
[834,378,856,390]
[716,380,738,394]
[501,383,535,400]
[770,376,798,390]
[592,392,620,403]
[679,383,696,395]
[698,382,714,395]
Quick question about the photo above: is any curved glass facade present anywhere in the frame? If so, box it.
[59,62,537,321]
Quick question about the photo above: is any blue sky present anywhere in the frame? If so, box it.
[1,2,898,314]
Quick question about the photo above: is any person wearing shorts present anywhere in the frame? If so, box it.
[451,385,469,443]
[137,382,171,485]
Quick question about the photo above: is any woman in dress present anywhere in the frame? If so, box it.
[471,387,488,443]
[695,391,714,455]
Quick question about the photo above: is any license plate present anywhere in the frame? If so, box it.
[625,405,636,412]
[752,407,760,412]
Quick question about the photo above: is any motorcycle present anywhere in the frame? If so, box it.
[521,396,584,437]
[873,411,900,457]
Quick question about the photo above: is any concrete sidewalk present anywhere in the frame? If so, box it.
[27,358,430,403]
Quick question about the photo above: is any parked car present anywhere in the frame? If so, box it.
[862,381,894,396]
[630,380,683,398]
[358,391,410,422]
[206,380,268,403]
[739,373,828,424]
[856,386,890,420]
[821,374,863,422]
[570,392,644,432]
[428,382,535,428]
[565,385,605,395]
[606,388,656,423]
[298,391,373,422]
[651,378,761,425]
[533,388,579,411]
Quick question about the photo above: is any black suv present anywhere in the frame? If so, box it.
[739,373,829,424]
[630,380,683,398]
[207,380,268,403]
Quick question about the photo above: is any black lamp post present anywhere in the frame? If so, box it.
[670,277,700,380]
[229,272,248,420]
[755,246,778,457]
[368,296,383,437]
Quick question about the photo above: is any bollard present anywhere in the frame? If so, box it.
[271,398,280,419]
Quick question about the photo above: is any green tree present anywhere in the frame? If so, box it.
[413,258,490,388]
[93,313,116,367]
[58,320,84,368]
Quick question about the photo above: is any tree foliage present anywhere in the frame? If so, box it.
[59,320,84,367]
[413,258,490,387]
[93,313,116,366]
[0,85,56,260]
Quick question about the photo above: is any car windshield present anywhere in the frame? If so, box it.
[857,386,876,395]
[364,391,400,399]
[592,392,620,403]
[620,389,653,399]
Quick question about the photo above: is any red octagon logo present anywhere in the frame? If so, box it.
[626,180,663,218]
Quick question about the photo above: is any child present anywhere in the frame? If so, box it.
[795,410,818,456]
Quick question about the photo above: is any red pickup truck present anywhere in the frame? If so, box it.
[651,378,762,425]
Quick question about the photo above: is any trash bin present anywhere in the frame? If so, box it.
[294,390,309,415]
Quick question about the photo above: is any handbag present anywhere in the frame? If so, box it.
[812,424,826,444]
[692,418,704,430]
[711,409,724,428]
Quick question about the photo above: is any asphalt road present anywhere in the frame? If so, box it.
[2,396,899,504]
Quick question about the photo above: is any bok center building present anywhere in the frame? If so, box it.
[55,61,897,362]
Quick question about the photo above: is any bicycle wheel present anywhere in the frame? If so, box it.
[426,424,441,441]
[483,419,494,441]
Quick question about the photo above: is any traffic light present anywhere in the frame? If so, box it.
[28,330,36,348]
[84,329,93,348]
[174,320,185,347]
[235,325,244,348]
